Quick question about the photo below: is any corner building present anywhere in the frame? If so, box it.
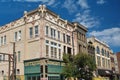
[0,5,87,80]
[87,36,114,79]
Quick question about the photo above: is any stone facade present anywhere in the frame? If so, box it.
[87,36,114,79]
[0,5,87,80]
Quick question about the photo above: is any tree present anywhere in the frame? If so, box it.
[62,53,76,80]
[62,53,96,80]
[74,53,96,80]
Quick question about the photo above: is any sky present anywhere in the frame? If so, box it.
[0,0,120,53]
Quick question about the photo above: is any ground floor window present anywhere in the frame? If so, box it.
[48,76,60,80]
[27,76,40,80]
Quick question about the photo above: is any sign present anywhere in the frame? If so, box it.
[24,61,40,66]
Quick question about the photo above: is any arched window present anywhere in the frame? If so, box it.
[96,46,100,54]
[104,50,106,56]
[101,48,104,56]
[107,51,109,58]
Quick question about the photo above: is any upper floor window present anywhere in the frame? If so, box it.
[4,35,6,44]
[67,35,71,44]
[18,51,21,62]
[107,51,110,58]
[18,30,21,41]
[59,49,61,59]
[46,45,49,57]
[101,48,104,56]
[1,37,3,45]
[35,26,38,37]
[14,31,21,41]
[97,56,101,67]
[3,54,5,61]
[104,50,106,56]
[63,33,65,43]
[96,46,100,54]
[29,27,33,38]
[58,31,60,40]
[0,55,2,62]
[14,32,17,41]
[45,26,49,35]
[51,28,56,38]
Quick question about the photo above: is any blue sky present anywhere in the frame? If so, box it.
[0,0,120,53]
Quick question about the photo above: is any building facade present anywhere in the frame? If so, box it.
[116,52,120,73]
[0,5,87,80]
[87,36,113,79]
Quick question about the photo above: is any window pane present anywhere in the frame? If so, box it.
[54,48,57,58]
[58,31,60,40]
[63,33,65,43]
[18,30,21,41]
[46,26,48,35]
[18,51,21,62]
[15,32,17,41]
[35,26,38,37]
[4,35,6,44]
[51,47,53,58]
[46,45,49,57]
[1,37,3,45]
[59,49,61,59]
[29,27,33,38]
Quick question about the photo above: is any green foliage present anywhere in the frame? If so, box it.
[62,53,96,79]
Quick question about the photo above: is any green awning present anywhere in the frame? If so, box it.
[48,74,60,76]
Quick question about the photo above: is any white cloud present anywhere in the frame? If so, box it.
[97,0,106,4]
[63,0,77,13]
[89,27,120,47]
[8,0,56,6]
[73,10,100,28]
[77,0,89,9]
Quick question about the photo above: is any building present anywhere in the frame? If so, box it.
[87,36,113,79]
[116,52,120,74]
[0,5,87,80]
[116,52,120,79]
[112,53,120,80]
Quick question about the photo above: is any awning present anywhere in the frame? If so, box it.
[48,74,60,77]
[98,69,113,76]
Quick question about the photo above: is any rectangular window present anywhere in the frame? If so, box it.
[0,55,2,62]
[45,26,49,35]
[59,49,61,59]
[51,47,53,58]
[58,31,60,40]
[97,56,101,67]
[46,45,49,57]
[29,27,33,38]
[18,30,21,41]
[67,47,71,55]
[14,32,17,41]
[0,37,1,46]
[1,37,3,45]
[64,46,66,53]
[3,54,5,61]
[35,26,39,37]
[4,35,6,44]
[67,35,70,44]
[63,33,65,43]
[54,48,57,58]
[54,29,56,38]
[51,28,56,38]
[18,51,21,62]
[102,58,105,67]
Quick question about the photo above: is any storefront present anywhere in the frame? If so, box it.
[24,58,64,80]
[24,59,41,80]
[97,69,113,80]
